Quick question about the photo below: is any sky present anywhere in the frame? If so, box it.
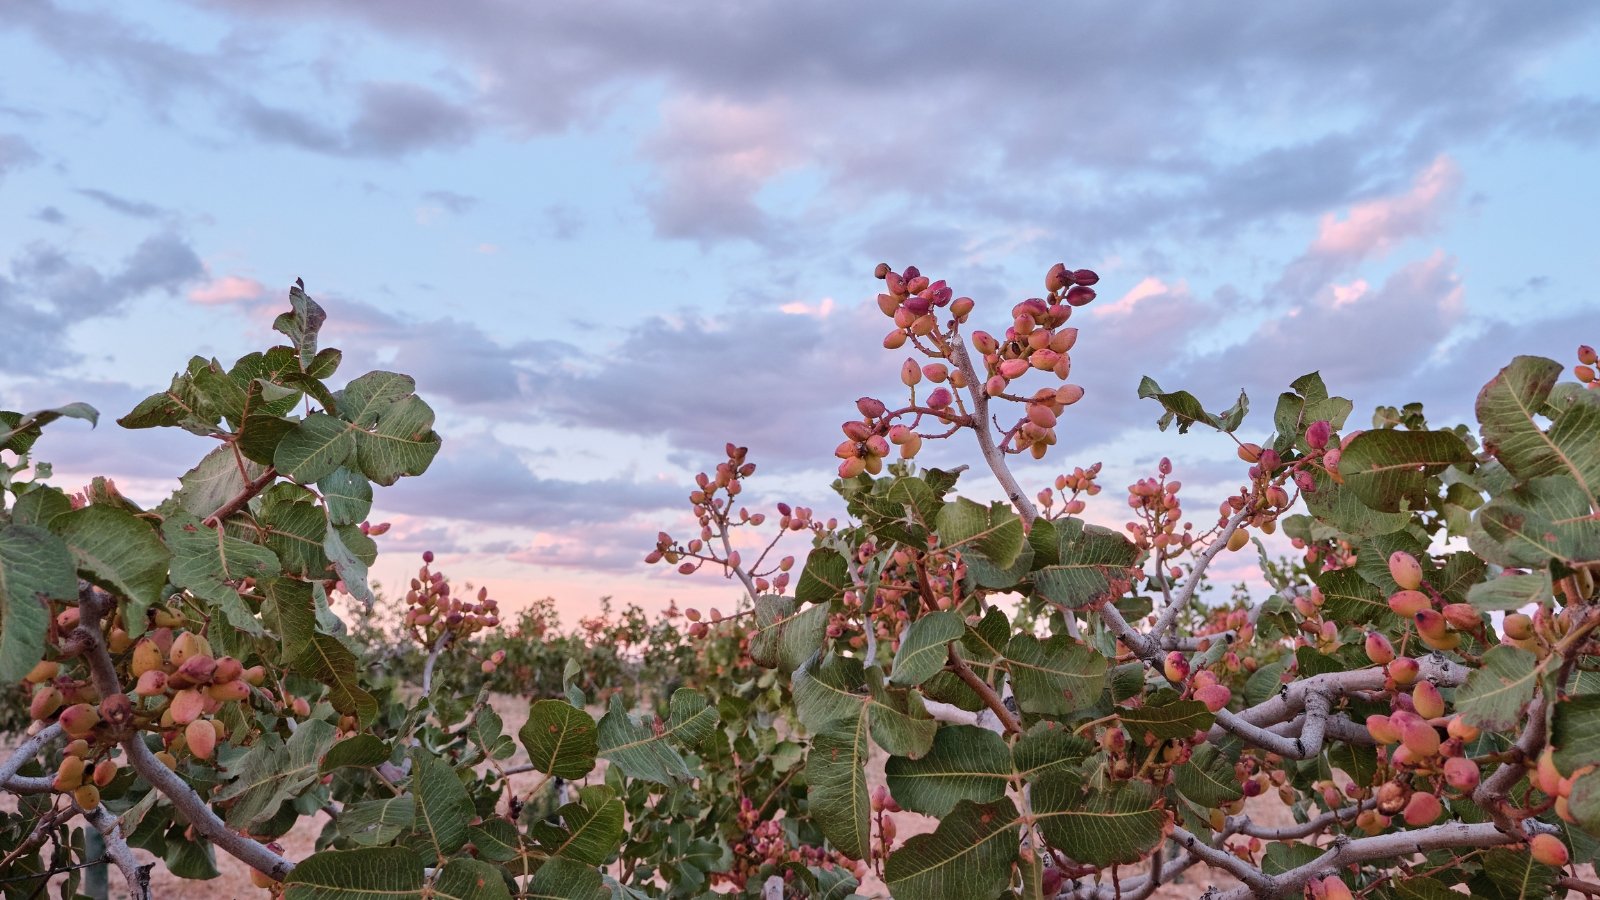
[2,1,1598,622]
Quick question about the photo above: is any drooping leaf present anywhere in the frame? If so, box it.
[1137,376,1249,434]
[0,524,77,682]
[882,799,1020,900]
[0,402,97,452]
[1314,567,1396,628]
[319,735,389,773]
[323,525,375,607]
[518,700,599,780]
[807,719,871,859]
[317,467,372,526]
[1476,476,1600,566]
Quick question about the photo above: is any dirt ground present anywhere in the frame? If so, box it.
[4,696,1586,898]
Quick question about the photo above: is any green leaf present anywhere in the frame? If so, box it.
[217,719,338,827]
[335,797,414,847]
[1302,465,1411,538]
[1119,690,1214,741]
[0,402,98,452]
[796,548,849,602]
[1314,567,1396,628]
[410,747,472,861]
[596,689,718,783]
[1550,694,1600,776]
[1478,847,1560,899]
[518,700,599,780]
[531,785,624,866]
[1029,517,1138,609]
[274,285,329,370]
[0,524,77,683]
[1011,722,1093,783]
[319,734,389,773]
[1174,743,1243,807]
[884,725,1009,817]
[749,595,830,674]
[1477,356,1600,505]
[163,513,278,637]
[1568,770,1600,835]
[1337,429,1473,513]
[808,719,871,859]
[936,497,1025,569]
[794,655,936,758]
[51,505,170,629]
[1137,376,1249,434]
[306,347,343,379]
[260,489,331,578]
[524,858,607,900]
[172,445,270,521]
[1455,645,1539,732]
[283,847,422,900]
[1273,373,1352,454]
[1034,776,1164,866]
[323,525,375,607]
[275,413,356,484]
[290,632,378,725]
[431,859,511,900]
[882,799,1019,900]
[1004,633,1107,716]
[1476,476,1600,566]
[338,372,443,486]
[317,467,372,526]
[1468,571,1552,611]
[890,611,965,687]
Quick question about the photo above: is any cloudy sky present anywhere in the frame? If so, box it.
[2,1,1597,619]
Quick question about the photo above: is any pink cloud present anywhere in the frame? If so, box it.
[1093,276,1182,318]
[188,274,268,305]
[1310,155,1461,262]
[780,297,836,318]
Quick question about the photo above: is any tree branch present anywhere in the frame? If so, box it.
[82,804,152,900]
[1151,507,1249,637]
[72,590,295,882]
[0,722,63,791]
[949,339,1039,523]
[202,465,277,527]
[947,644,1020,736]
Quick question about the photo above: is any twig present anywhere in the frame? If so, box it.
[202,465,277,527]
[1151,508,1248,637]
[947,644,1020,736]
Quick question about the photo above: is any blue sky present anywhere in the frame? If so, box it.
[3,1,1598,618]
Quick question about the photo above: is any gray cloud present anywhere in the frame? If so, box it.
[236,82,477,157]
[422,189,478,215]
[0,133,40,182]
[0,231,204,372]
[77,188,166,220]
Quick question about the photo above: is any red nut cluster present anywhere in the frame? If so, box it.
[1036,463,1102,518]
[405,552,503,669]
[648,444,824,596]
